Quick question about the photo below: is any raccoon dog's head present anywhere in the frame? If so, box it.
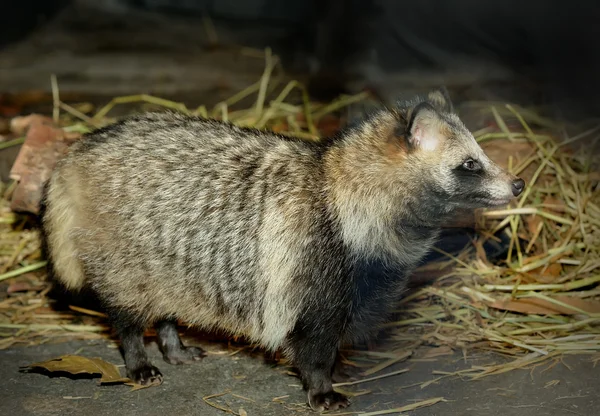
[367,88,525,222]
[397,89,524,213]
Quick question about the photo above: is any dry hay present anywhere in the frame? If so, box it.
[1,49,599,386]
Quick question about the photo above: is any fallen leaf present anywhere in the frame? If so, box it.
[487,296,600,315]
[270,122,288,133]
[0,107,21,119]
[540,263,563,278]
[9,114,54,135]
[9,118,81,214]
[542,196,567,213]
[7,281,33,293]
[316,114,342,137]
[525,215,542,237]
[23,355,128,384]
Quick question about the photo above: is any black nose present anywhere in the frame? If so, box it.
[511,178,525,196]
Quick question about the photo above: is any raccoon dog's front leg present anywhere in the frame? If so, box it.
[110,310,163,386]
[286,322,349,412]
[155,319,206,365]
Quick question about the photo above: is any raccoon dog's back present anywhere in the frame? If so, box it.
[43,112,343,351]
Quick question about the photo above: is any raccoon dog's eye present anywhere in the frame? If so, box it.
[462,159,481,171]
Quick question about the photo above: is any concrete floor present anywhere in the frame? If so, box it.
[2,337,597,416]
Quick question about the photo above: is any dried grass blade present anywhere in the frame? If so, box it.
[358,397,446,416]
[0,261,47,282]
[333,368,409,387]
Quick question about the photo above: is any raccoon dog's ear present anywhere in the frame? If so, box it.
[427,87,453,113]
[406,102,443,152]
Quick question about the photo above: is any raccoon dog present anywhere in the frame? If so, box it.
[41,89,524,411]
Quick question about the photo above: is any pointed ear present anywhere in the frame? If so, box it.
[427,87,453,113]
[406,102,443,152]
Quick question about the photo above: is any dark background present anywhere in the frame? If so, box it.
[2,0,600,121]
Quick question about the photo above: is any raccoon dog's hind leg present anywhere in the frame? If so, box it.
[109,309,163,386]
[155,319,206,365]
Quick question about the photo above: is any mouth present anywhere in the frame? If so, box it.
[470,197,512,207]
[483,198,512,207]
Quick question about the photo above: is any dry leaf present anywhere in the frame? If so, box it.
[10,114,54,135]
[270,122,288,133]
[487,296,600,315]
[542,196,567,213]
[23,355,156,391]
[7,281,33,293]
[526,215,542,237]
[9,117,81,214]
[316,114,342,137]
[524,263,564,283]
[24,355,128,384]
[541,263,563,278]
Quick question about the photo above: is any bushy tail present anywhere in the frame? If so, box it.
[41,174,86,290]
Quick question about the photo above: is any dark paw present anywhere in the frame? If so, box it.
[163,346,207,365]
[308,390,349,412]
[128,365,163,386]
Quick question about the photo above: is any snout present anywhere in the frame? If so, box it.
[511,178,525,197]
